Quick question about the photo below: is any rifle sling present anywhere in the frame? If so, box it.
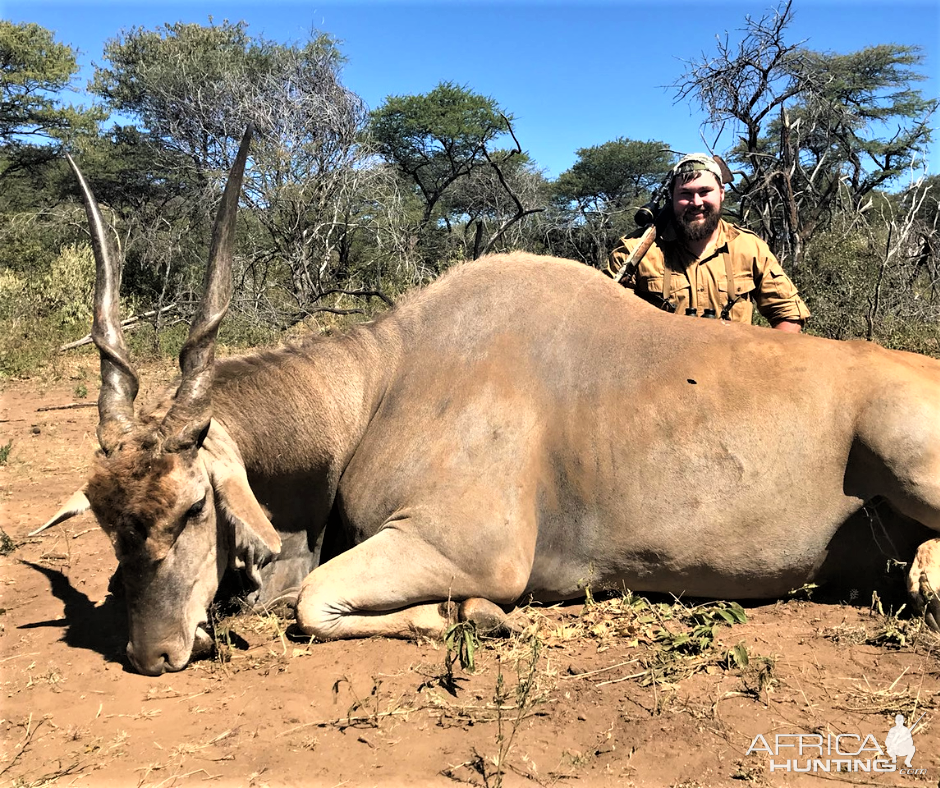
[720,250,737,320]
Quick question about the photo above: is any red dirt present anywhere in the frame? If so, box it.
[1,364,938,788]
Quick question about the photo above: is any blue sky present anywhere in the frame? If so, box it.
[4,0,939,180]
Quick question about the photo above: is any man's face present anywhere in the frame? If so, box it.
[672,172,724,242]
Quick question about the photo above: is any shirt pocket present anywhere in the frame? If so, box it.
[638,275,664,296]
[642,274,691,299]
[637,274,689,312]
[719,271,756,300]
[669,273,691,298]
[764,265,797,300]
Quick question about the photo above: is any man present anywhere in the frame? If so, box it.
[607,153,810,332]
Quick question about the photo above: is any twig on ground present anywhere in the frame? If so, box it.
[560,659,641,681]
[36,402,97,412]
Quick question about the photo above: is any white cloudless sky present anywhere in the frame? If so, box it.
[4,0,939,181]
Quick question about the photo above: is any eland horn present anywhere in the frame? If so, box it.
[161,125,253,451]
[66,153,140,454]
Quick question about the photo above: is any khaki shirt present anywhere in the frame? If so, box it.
[607,219,811,325]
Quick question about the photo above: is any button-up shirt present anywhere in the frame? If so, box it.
[607,219,811,325]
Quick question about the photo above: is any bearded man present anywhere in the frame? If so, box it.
[606,153,810,332]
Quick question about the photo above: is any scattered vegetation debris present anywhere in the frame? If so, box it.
[822,592,940,651]
[0,529,16,556]
[786,582,819,600]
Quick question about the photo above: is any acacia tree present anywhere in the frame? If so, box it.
[369,82,541,263]
[673,0,936,267]
[551,139,673,266]
[92,21,270,177]
[0,22,108,371]
[229,39,378,323]
[440,149,546,259]
[90,21,380,327]
[0,21,102,175]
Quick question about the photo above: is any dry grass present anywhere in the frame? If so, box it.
[0,714,92,788]
[821,591,940,651]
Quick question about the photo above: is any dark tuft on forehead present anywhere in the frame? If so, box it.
[86,433,179,542]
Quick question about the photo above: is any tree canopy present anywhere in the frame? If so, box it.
[369,82,542,262]
[370,82,514,220]
[672,0,936,265]
[554,139,673,211]
[0,21,102,173]
[547,139,674,267]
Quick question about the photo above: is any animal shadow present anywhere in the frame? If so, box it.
[815,501,932,609]
[18,560,128,668]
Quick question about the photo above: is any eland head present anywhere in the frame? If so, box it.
[42,128,281,675]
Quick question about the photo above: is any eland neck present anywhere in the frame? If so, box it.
[208,320,397,518]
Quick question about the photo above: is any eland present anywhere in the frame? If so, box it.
[41,129,940,675]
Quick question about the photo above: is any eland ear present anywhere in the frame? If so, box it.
[201,422,281,590]
[31,488,91,536]
[215,473,281,589]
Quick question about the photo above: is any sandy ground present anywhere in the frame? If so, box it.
[1,364,939,788]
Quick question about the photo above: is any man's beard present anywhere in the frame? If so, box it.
[676,204,721,242]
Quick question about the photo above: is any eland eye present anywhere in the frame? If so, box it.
[186,497,206,520]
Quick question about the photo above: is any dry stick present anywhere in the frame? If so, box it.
[908,711,927,735]
[560,658,642,680]
[887,665,910,692]
[0,714,42,778]
[177,690,210,702]
[784,653,816,712]
[59,320,143,352]
[909,645,938,735]
[594,670,650,687]
[151,769,217,788]
[36,402,97,412]
[0,652,40,663]
[276,696,549,739]
[59,303,178,352]
[276,707,419,737]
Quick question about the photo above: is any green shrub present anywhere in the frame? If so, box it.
[797,226,940,358]
[36,242,95,326]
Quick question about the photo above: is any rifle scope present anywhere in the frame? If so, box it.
[634,202,658,227]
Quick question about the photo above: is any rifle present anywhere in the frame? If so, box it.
[612,178,671,285]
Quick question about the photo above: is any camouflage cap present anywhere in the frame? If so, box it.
[669,153,725,184]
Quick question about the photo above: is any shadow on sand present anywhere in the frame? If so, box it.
[17,560,128,668]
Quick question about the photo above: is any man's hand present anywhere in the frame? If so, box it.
[772,320,803,334]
